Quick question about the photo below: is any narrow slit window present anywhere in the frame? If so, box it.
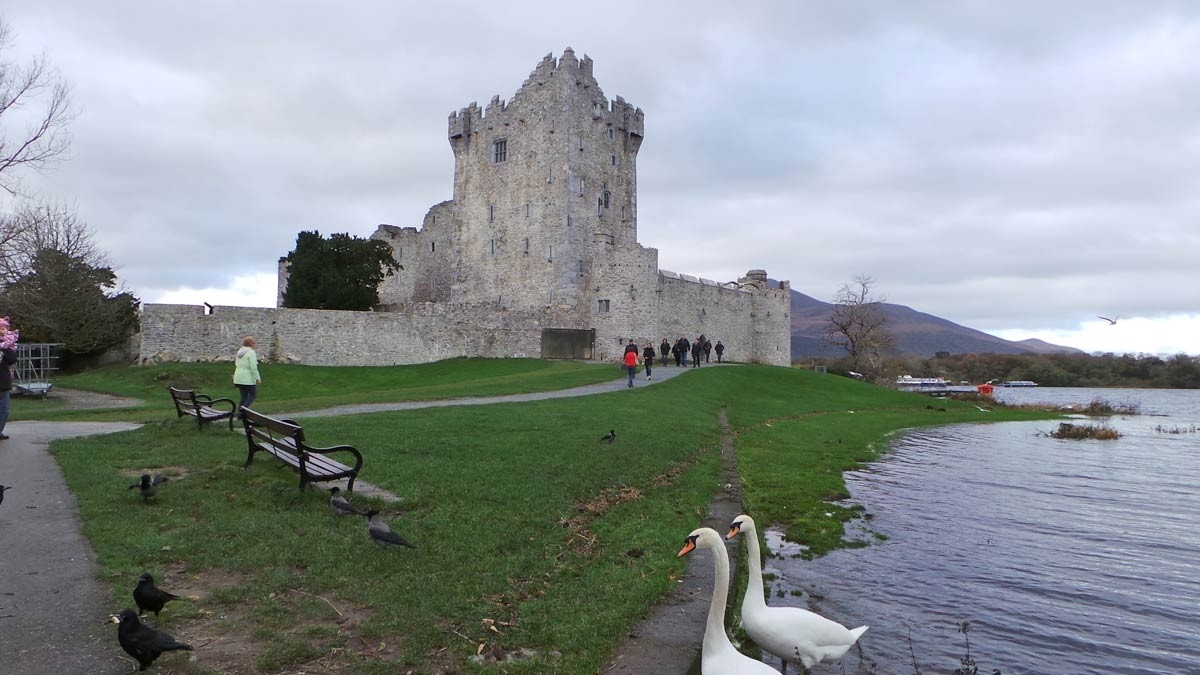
[524,237,530,255]
[610,154,616,166]
[490,239,495,256]
[488,204,495,223]
[608,128,615,141]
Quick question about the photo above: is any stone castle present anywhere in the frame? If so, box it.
[139,49,791,367]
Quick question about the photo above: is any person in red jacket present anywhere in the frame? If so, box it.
[623,346,639,388]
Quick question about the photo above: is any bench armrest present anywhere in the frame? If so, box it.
[304,443,364,471]
[196,395,237,413]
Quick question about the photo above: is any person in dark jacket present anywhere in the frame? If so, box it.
[642,343,656,381]
[659,338,670,364]
[691,338,702,368]
[715,340,725,363]
[672,338,683,367]
[0,319,17,441]
[703,338,712,363]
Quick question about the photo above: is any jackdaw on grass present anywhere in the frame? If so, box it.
[365,510,416,549]
[600,429,616,444]
[129,474,169,502]
[133,573,182,618]
[329,486,366,516]
[110,608,193,671]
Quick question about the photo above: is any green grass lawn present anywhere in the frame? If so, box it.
[11,357,624,422]
[31,361,1058,673]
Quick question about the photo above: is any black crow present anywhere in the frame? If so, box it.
[128,474,169,502]
[365,510,416,549]
[0,484,10,506]
[600,429,616,444]
[133,573,182,618]
[109,608,193,671]
[329,486,365,516]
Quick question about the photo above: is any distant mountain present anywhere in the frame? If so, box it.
[787,288,1082,358]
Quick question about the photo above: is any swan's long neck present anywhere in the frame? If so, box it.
[743,528,768,612]
[705,539,735,656]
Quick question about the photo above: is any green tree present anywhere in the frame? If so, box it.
[281,230,401,310]
[0,248,139,357]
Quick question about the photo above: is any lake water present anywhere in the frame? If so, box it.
[763,387,1200,675]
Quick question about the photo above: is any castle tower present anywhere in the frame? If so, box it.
[445,48,645,310]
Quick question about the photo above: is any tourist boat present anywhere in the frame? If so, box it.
[895,375,951,390]
[999,380,1039,387]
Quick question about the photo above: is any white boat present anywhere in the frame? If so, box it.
[895,375,951,389]
[1000,380,1038,387]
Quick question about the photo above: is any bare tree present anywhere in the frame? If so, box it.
[826,274,894,378]
[0,18,75,196]
[0,200,101,284]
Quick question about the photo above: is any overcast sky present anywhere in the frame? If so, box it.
[4,1,1198,356]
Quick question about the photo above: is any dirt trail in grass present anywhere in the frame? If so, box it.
[601,407,743,674]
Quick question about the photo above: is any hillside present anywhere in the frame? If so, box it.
[788,288,1081,358]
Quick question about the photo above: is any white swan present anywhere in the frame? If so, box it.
[726,514,868,670]
[678,527,779,675]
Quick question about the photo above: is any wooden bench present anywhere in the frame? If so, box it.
[169,387,237,430]
[239,407,364,492]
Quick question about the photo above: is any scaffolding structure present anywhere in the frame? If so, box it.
[12,343,65,397]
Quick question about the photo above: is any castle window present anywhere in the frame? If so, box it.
[621,205,627,220]
[525,203,530,218]
[602,190,611,209]
[431,241,436,252]
[524,237,529,254]
[597,196,603,215]
[492,139,507,163]
[578,259,584,274]
[610,154,616,166]
[547,245,553,261]
[578,135,584,151]
[547,167,553,183]
[578,178,585,196]
[598,299,610,313]
[488,204,495,223]
[608,128,615,141]
[490,239,496,256]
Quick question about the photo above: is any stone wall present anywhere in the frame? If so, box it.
[140,303,577,367]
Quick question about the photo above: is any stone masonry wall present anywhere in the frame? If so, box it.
[139,303,577,367]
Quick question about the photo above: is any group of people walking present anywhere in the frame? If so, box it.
[622,335,726,388]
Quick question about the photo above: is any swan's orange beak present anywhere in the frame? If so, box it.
[677,536,697,557]
[726,522,742,540]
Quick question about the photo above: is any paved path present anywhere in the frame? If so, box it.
[282,360,708,418]
[0,421,142,675]
[0,361,733,674]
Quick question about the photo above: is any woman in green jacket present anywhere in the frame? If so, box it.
[233,336,261,410]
